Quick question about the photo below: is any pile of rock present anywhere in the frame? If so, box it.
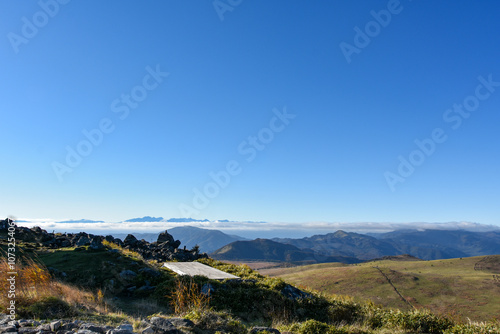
[0,219,207,262]
[0,218,11,230]
[0,315,281,334]
[0,315,191,334]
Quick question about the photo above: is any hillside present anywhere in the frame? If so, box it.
[261,255,500,323]
[273,229,500,261]
[1,219,500,333]
[379,229,500,260]
[274,230,400,260]
[211,238,360,264]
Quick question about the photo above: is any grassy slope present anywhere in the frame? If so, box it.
[34,246,174,317]
[261,256,500,323]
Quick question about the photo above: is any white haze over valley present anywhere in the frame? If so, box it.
[12,218,500,239]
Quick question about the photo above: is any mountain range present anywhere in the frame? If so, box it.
[211,229,500,262]
[273,230,400,260]
[377,229,500,259]
[56,219,105,224]
[211,238,360,264]
[123,217,212,223]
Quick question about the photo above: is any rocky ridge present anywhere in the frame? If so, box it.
[0,218,207,262]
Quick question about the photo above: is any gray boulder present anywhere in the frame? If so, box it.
[80,323,105,333]
[77,330,101,334]
[90,237,104,250]
[76,236,91,246]
[119,270,137,281]
[167,318,194,329]
[141,327,154,334]
[148,317,181,334]
[281,284,312,301]
[0,325,17,334]
[0,315,9,325]
[123,234,138,247]
[36,324,51,332]
[60,323,77,331]
[115,324,133,332]
[0,218,11,231]
[106,330,131,334]
[157,231,175,244]
[50,320,62,332]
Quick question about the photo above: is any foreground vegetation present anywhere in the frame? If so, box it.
[1,235,499,333]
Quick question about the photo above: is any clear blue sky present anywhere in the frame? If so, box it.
[1,0,499,226]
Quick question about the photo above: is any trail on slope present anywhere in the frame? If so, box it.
[373,266,414,309]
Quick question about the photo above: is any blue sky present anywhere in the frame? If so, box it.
[1,0,500,226]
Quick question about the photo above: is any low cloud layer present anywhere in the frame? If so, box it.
[13,218,500,238]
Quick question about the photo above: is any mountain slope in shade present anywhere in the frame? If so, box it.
[273,230,400,261]
[211,238,360,264]
[167,226,246,253]
[113,227,246,253]
[379,229,500,260]
[274,229,500,261]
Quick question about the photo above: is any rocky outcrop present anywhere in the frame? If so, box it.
[0,314,283,334]
[281,284,313,301]
[0,315,205,334]
[0,218,207,263]
[0,218,12,231]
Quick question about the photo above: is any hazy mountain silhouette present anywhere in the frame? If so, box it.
[211,238,360,264]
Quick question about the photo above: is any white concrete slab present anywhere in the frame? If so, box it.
[163,262,239,279]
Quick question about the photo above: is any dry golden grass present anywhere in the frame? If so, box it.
[168,278,211,315]
[1,253,55,306]
[0,253,110,315]
[101,240,144,261]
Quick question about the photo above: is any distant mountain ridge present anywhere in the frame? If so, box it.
[213,229,500,263]
[56,219,104,224]
[123,216,212,223]
[379,229,500,260]
[124,216,164,222]
[273,230,400,261]
[274,229,500,261]
[211,238,360,264]
[167,218,211,222]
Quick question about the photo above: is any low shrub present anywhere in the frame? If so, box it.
[24,296,76,318]
[282,319,348,334]
[186,309,247,334]
[443,322,500,334]
[368,309,453,333]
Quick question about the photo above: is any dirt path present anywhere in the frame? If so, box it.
[373,266,414,309]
